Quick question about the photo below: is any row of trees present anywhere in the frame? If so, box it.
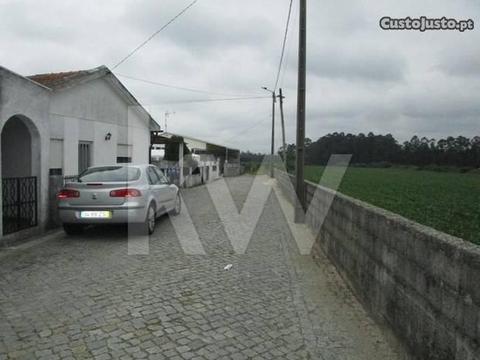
[298,133,480,168]
[241,133,480,171]
[398,135,480,167]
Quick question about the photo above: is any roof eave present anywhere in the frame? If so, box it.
[0,66,52,91]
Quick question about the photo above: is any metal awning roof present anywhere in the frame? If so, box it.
[151,131,240,154]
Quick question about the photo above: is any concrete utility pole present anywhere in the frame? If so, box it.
[262,87,276,178]
[295,0,307,223]
[278,88,287,170]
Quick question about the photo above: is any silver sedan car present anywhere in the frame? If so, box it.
[58,165,180,235]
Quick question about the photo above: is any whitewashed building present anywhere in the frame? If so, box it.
[0,65,160,240]
[151,132,240,188]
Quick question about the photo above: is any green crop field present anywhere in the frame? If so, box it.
[304,166,480,245]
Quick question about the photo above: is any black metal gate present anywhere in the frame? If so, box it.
[2,177,38,235]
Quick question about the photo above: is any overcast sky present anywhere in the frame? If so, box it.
[1,0,479,152]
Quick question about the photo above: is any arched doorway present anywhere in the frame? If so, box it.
[1,115,40,235]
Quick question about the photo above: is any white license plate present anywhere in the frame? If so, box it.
[80,211,112,219]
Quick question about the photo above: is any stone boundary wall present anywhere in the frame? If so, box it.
[275,170,480,360]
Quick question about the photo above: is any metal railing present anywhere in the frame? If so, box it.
[2,176,38,235]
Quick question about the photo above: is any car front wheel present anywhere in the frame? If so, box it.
[63,224,84,235]
[170,194,181,216]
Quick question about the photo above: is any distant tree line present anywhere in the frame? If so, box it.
[240,151,265,164]
[240,151,266,173]
[241,133,480,172]
[302,133,480,168]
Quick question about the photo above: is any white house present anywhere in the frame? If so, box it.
[151,132,240,187]
[0,65,160,240]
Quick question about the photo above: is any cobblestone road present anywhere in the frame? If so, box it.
[0,176,403,360]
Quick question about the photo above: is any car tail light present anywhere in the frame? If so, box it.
[110,188,142,198]
[57,189,80,199]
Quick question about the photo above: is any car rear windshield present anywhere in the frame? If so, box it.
[78,167,141,183]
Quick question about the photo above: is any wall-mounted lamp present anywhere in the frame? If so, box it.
[105,133,112,141]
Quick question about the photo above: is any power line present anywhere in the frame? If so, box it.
[147,96,270,105]
[224,117,270,143]
[217,110,271,144]
[274,0,294,91]
[112,0,199,70]
[115,73,255,97]
[49,112,146,130]
[279,0,298,88]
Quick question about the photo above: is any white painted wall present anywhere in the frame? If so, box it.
[49,139,63,170]
[49,76,151,175]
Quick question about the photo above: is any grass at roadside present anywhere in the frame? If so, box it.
[304,165,480,245]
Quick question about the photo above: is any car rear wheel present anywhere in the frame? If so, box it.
[170,194,181,216]
[63,224,84,235]
[145,203,156,235]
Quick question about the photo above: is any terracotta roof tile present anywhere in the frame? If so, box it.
[27,67,106,89]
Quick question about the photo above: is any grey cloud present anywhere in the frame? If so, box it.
[309,46,407,82]
[1,0,479,153]
[400,92,480,119]
[125,0,276,55]
[437,49,480,77]
[0,2,77,43]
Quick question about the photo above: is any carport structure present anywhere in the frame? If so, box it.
[150,131,240,187]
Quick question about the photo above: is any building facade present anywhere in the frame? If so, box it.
[0,65,160,240]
